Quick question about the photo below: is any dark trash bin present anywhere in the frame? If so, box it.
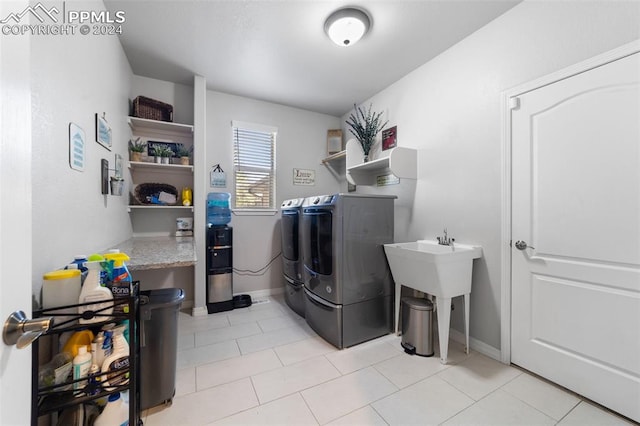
[139,288,184,410]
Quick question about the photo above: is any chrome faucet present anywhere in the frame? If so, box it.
[437,228,455,246]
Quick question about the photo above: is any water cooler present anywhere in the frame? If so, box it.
[207,225,234,313]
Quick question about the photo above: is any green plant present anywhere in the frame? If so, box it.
[154,145,173,157]
[128,137,146,153]
[175,143,193,157]
[345,103,388,156]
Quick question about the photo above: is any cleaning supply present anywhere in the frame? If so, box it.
[101,325,130,390]
[102,252,132,315]
[92,332,107,367]
[94,392,129,426]
[42,269,82,326]
[72,345,92,393]
[62,329,95,357]
[78,255,113,324]
[38,351,73,389]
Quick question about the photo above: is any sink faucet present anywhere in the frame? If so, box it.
[437,228,455,246]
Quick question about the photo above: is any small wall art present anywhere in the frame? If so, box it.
[69,122,85,171]
[382,126,397,151]
[147,141,179,157]
[327,129,343,155]
[95,112,112,150]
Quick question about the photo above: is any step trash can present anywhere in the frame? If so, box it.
[401,297,434,357]
[139,288,185,410]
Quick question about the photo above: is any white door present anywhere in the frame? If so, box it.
[511,51,640,422]
[0,0,33,423]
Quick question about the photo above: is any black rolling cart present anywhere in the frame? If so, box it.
[31,282,141,425]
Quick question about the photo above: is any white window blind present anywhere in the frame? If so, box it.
[232,121,277,210]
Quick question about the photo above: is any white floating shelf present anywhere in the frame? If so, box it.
[128,161,193,173]
[346,140,417,186]
[128,116,193,135]
[128,205,194,213]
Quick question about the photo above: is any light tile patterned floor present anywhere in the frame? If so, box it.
[143,294,633,425]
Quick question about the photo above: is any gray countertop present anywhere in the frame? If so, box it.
[110,236,197,271]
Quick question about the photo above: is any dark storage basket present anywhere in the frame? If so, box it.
[132,96,173,122]
[133,183,178,205]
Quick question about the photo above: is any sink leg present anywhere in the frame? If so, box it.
[395,282,401,335]
[464,293,470,355]
[436,296,452,364]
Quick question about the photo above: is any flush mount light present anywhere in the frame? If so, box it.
[324,7,371,47]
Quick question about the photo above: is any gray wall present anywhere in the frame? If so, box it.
[206,91,342,296]
[342,0,640,352]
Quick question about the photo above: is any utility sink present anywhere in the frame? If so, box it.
[383,240,482,298]
[383,240,482,363]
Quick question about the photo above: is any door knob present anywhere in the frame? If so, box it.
[515,240,535,250]
[3,310,53,349]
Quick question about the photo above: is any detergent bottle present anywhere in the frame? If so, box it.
[103,251,132,315]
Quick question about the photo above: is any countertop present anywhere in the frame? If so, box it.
[110,236,197,271]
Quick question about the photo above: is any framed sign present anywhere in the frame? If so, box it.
[327,129,343,155]
[95,113,112,150]
[293,168,315,186]
[382,126,397,151]
[69,122,85,171]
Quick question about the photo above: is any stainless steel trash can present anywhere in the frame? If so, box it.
[401,297,434,357]
[140,288,185,410]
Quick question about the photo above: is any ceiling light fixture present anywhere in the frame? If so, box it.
[324,7,371,47]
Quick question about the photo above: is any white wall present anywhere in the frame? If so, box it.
[343,0,640,351]
[31,1,133,298]
[206,91,341,296]
[131,75,194,125]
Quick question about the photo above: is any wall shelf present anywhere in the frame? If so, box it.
[128,205,193,212]
[346,140,417,186]
[128,116,193,135]
[321,150,346,165]
[129,161,193,173]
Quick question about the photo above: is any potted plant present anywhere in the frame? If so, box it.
[153,145,173,164]
[128,137,146,162]
[345,103,388,162]
[175,144,193,165]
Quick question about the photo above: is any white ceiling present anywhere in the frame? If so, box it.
[104,0,521,117]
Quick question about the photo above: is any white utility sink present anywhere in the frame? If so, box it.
[384,240,482,363]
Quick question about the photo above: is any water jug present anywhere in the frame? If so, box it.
[207,192,231,225]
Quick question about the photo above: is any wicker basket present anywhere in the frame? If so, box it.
[132,183,178,205]
[132,96,173,122]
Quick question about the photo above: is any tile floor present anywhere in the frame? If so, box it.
[143,295,633,425]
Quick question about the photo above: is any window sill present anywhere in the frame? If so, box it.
[232,209,278,216]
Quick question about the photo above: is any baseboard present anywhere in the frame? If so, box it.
[191,305,208,316]
[236,287,284,301]
[449,328,502,362]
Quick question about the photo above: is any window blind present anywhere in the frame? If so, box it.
[233,123,276,209]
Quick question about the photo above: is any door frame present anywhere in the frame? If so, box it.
[499,39,640,364]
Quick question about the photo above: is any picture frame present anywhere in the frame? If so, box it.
[69,122,85,172]
[327,129,343,155]
[95,113,112,150]
[147,141,179,157]
[382,126,397,151]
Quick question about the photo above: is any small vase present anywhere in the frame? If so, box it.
[180,156,190,166]
[363,154,369,163]
[130,151,142,162]
[161,157,170,165]
[155,156,162,164]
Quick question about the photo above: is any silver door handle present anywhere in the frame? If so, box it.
[3,311,53,349]
[515,240,535,250]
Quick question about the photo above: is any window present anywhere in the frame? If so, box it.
[232,121,277,210]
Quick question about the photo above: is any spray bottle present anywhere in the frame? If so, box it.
[78,255,113,324]
[101,325,130,391]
